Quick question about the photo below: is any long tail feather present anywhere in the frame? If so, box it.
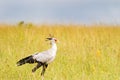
[16,55,36,66]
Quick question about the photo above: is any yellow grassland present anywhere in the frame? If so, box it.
[0,24,120,80]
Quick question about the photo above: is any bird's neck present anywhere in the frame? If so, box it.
[51,42,57,52]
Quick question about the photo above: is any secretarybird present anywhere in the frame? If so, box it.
[16,36,58,80]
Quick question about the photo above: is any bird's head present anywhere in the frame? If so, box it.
[46,37,57,43]
[46,34,58,43]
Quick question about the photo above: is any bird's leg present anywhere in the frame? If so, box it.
[32,63,42,72]
[41,75,44,80]
[41,64,48,75]
[41,64,48,80]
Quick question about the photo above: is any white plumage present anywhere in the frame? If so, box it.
[32,40,57,64]
[17,37,58,80]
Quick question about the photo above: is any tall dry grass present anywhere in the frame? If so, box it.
[0,24,120,80]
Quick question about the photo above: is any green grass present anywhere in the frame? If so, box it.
[0,25,120,80]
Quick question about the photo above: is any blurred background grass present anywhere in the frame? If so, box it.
[0,24,120,80]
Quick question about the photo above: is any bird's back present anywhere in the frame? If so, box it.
[32,49,56,64]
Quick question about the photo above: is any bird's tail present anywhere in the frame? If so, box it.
[16,55,36,66]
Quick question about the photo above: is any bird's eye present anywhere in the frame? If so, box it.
[54,39,57,42]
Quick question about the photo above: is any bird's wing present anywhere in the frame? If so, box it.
[32,50,53,63]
